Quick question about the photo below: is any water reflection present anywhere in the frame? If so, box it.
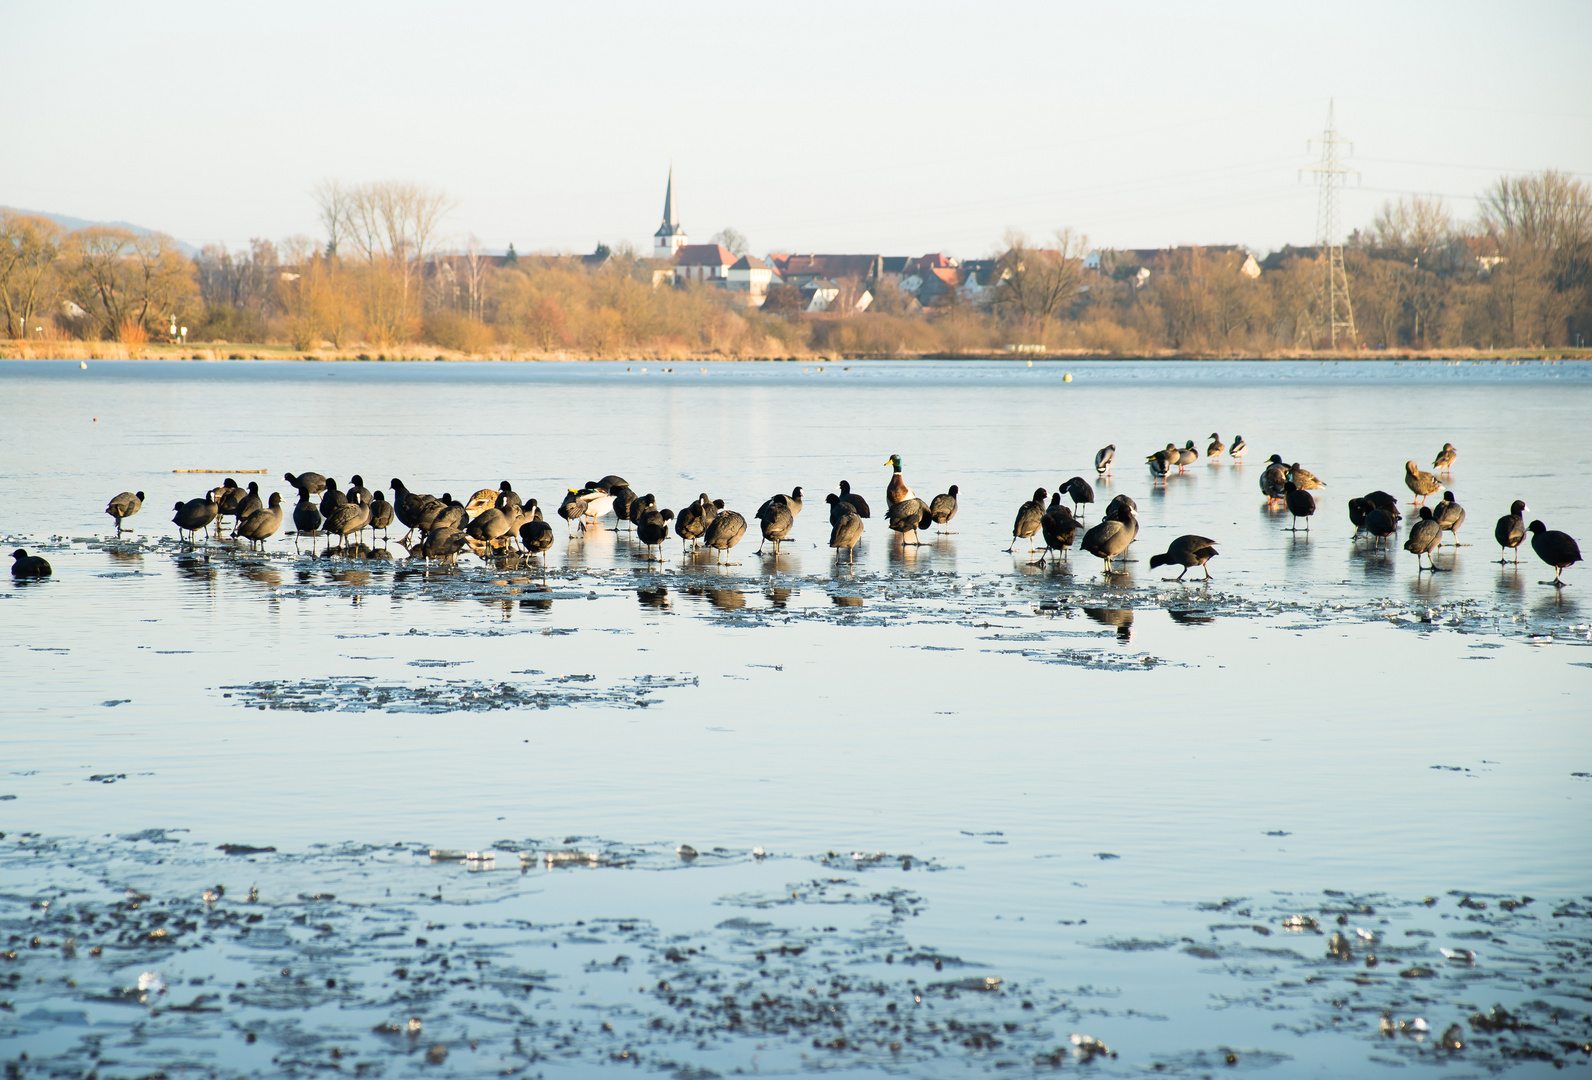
[239,563,283,589]
[707,589,746,611]
[1168,608,1214,625]
[832,594,865,607]
[764,587,794,608]
[636,586,670,609]
[1083,606,1134,641]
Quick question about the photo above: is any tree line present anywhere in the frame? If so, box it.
[2,171,1588,355]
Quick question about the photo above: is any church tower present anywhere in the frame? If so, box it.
[653,165,688,260]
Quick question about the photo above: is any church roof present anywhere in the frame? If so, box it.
[656,166,685,237]
[674,244,736,267]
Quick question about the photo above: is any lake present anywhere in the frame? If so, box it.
[2,357,1589,1076]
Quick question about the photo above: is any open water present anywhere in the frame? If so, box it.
[1,357,1589,1077]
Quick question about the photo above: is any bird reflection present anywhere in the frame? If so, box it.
[832,594,865,607]
[1168,609,1214,625]
[239,563,282,589]
[1083,607,1134,641]
[765,587,794,608]
[708,589,746,611]
[636,586,670,610]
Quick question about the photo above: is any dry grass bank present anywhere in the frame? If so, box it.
[2,341,1588,363]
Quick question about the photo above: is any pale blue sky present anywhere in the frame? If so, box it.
[7,1,1589,258]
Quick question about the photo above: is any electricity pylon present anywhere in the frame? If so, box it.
[1303,100,1358,348]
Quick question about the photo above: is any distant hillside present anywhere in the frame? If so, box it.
[1,206,199,257]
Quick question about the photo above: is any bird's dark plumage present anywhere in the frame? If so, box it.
[10,549,52,577]
[1528,520,1581,585]
[1494,500,1527,563]
[1149,534,1218,580]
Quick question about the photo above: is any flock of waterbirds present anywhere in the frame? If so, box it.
[7,439,1583,588]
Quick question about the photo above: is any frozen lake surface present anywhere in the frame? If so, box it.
[2,357,1590,1076]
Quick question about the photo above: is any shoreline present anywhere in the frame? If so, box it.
[2,341,1588,363]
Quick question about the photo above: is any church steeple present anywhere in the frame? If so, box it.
[653,164,687,259]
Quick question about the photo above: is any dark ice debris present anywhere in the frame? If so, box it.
[2,835,1589,1076]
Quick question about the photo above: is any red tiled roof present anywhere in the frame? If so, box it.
[674,244,736,267]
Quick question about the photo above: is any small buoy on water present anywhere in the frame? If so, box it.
[1063,372,1073,382]
[80,361,88,369]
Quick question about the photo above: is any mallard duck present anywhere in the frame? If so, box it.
[1206,433,1225,461]
[1260,457,1289,502]
[558,489,583,534]
[1528,520,1581,585]
[1007,488,1048,553]
[1494,500,1528,564]
[1229,435,1247,461]
[884,454,915,507]
[886,497,931,546]
[574,482,615,524]
[235,493,284,552]
[929,485,959,532]
[1149,534,1218,580]
[10,548,52,577]
[1094,445,1115,477]
[1432,491,1465,545]
[1176,441,1199,471]
[1147,449,1172,483]
[1404,461,1442,505]
[1404,506,1443,571]
[1432,443,1457,473]
[1287,463,1325,490]
[105,490,144,533]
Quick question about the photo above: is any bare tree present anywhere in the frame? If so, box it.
[993,228,1089,342]
[1370,196,1453,262]
[311,180,455,344]
[1480,170,1592,256]
[61,227,196,340]
[0,211,63,337]
[711,228,750,257]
